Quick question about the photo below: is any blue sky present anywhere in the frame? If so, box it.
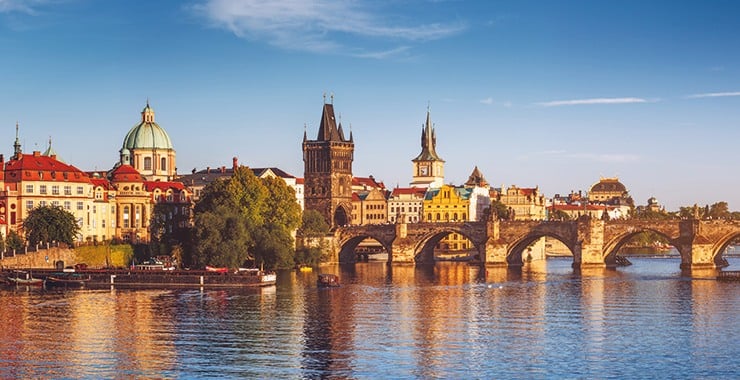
[1,0,739,211]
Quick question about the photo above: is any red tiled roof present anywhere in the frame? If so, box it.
[549,204,609,211]
[90,178,111,190]
[352,176,385,189]
[4,152,91,183]
[391,187,426,196]
[296,178,304,184]
[145,181,185,192]
[109,164,144,183]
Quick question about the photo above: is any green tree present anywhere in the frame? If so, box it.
[252,176,302,269]
[295,209,332,266]
[708,201,730,219]
[191,166,301,270]
[489,200,511,220]
[22,205,80,246]
[549,209,571,221]
[5,230,22,252]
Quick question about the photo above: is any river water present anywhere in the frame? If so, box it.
[1,257,738,379]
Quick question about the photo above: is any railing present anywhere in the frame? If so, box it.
[717,271,740,281]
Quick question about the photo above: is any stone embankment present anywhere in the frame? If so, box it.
[0,247,78,269]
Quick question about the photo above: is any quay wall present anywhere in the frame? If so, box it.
[0,247,78,269]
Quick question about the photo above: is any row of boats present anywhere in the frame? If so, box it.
[2,270,90,289]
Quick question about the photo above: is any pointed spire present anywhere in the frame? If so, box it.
[13,121,21,158]
[412,106,443,162]
[349,123,353,142]
[465,165,488,188]
[303,123,308,142]
[315,96,343,142]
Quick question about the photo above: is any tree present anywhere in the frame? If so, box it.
[5,230,21,252]
[489,200,511,220]
[251,176,302,269]
[191,166,302,270]
[549,209,571,221]
[708,201,730,220]
[295,209,331,266]
[22,205,80,246]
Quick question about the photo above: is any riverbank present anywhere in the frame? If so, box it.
[1,268,276,288]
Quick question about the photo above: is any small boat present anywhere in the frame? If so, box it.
[205,266,229,273]
[317,273,340,288]
[5,270,44,286]
[297,264,313,272]
[45,273,90,288]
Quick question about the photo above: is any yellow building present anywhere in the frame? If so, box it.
[423,184,472,254]
[351,188,388,225]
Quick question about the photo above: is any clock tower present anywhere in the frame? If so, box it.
[410,107,444,188]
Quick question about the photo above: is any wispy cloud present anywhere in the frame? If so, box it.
[537,97,648,107]
[352,46,410,60]
[190,0,465,56]
[0,0,46,14]
[686,91,740,99]
[479,97,494,105]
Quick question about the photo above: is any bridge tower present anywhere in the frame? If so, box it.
[303,97,354,228]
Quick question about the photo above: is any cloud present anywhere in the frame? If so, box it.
[0,0,43,14]
[686,91,740,99]
[479,97,494,105]
[537,97,648,107]
[190,0,465,55]
[352,46,410,60]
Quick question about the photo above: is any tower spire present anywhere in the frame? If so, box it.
[13,121,21,158]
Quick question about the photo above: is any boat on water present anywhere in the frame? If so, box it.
[5,270,44,286]
[317,273,340,288]
[296,264,313,272]
[45,273,91,288]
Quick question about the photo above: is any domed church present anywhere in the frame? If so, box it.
[118,101,176,181]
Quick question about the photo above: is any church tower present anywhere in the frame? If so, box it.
[303,96,354,228]
[410,107,445,188]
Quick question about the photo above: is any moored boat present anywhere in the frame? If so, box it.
[5,270,44,286]
[317,273,340,288]
[45,273,91,288]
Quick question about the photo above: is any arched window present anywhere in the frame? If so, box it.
[161,157,167,171]
[436,213,441,221]
[144,157,152,171]
[453,213,458,221]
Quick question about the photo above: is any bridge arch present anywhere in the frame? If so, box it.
[602,227,681,265]
[337,234,392,263]
[413,227,484,263]
[710,231,740,267]
[507,232,576,265]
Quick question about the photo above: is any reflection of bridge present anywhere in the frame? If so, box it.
[334,215,740,268]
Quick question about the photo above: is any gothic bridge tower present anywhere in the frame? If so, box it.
[303,97,354,228]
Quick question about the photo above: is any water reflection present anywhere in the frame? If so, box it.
[0,258,738,379]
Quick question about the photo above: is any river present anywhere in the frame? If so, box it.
[1,257,738,379]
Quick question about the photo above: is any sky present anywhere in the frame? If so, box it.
[1,0,740,211]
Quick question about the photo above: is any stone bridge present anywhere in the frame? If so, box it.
[333,216,740,269]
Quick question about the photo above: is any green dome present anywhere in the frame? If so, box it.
[122,103,174,150]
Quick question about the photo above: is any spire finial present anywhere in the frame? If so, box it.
[330,92,334,104]
[146,97,150,107]
[323,92,326,103]
[48,136,52,147]
[427,100,430,112]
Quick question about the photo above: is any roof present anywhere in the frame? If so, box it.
[465,166,488,187]
[121,102,174,151]
[412,109,444,162]
[353,176,385,190]
[314,103,350,142]
[424,186,471,201]
[109,164,145,183]
[590,177,627,193]
[391,187,427,197]
[90,178,111,190]
[4,152,90,183]
[145,181,186,192]
[549,204,610,211]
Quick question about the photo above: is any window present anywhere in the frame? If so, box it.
[52,201,59,207]
[25,185,33,194]
[144,157,152,170]
[64,201,71,210]
[39,185,47,194]
[52,185,59,195]
[39,201,47,207]
[123,206,130,228]
[77,202,84,210]
[64,185,72,195]
[77,186,84,195]
[161,157,167,171]
[26,200,33,210]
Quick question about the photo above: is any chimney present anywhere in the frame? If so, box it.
[221,166,226,173]
[33,151,41,157]
[206,167,210,173]
[232,156,238,170]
